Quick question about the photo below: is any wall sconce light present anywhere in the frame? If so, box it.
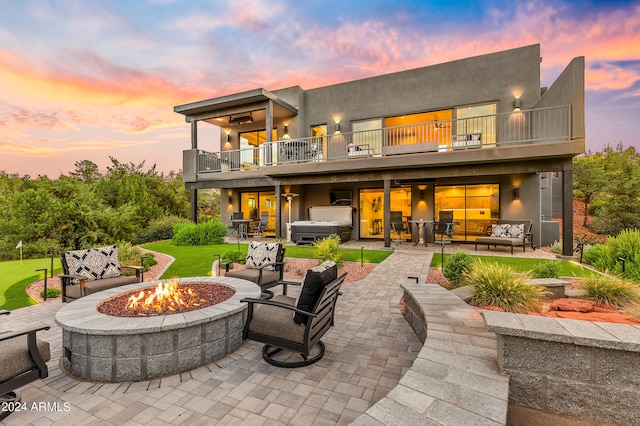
[335,123,341,134]
[513,188,520,199]
[226,133,231,143]
[514,98,521,111]
[228,195,233,204]
[283,125,289,136]
[419,189,425,201]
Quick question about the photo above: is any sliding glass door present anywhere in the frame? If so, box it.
[434,184,499,241]
[359,187,412,239]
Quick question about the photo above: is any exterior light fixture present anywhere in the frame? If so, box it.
[514,98,521,111]
[513,188,520,199]
[226,134,231,143]
[284,125,289,136]
[335,123,341,134]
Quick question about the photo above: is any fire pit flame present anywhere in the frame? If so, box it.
[126,279,206,313]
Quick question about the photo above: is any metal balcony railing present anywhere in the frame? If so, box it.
[197,106,571,173]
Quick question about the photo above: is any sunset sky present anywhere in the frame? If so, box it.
[1,0,639,177]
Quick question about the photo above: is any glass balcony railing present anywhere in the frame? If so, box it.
[197,106,571,173]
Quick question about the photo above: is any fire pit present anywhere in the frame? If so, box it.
[55,277,260,382]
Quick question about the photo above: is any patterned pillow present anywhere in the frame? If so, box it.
[507,224,525,238]
[491,224,509,238]
[246,242,280,271]
[63,245,121,281]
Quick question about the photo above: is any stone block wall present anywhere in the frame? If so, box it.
[485,310,640,425]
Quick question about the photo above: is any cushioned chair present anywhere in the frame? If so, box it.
[223,242,286,298]
[60,245,143,302]
[0,310,51,421]
[241,261,347,367]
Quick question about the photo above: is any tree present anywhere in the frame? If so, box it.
[573,152,606,226]
[588,143,640,236]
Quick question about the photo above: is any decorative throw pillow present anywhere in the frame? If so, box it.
[491,224,509,238]
[63,245,121,281]
[507,224,525,238]
[245,242,280,271]
[294,261,337,324]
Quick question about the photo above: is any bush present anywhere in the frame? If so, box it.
[136,216,189,244]
[222,250,243,264]
[40,287,61,299]
[117,241,142,265]
[578,275,640,307]
[313,234,343,267]
[443,250,474,288]
[582,229,640,281]
[548,240,563,254]
[531,260,561,279]
[467,261,547,313]
[172,221,227,246]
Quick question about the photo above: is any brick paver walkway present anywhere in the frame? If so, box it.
[3,249,434,425]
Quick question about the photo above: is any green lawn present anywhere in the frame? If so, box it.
[430,253,599,278]
[142,240,392,279]
[0,257,62,310]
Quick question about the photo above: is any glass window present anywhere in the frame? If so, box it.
[240,191,276,235]
[352,119,383,153]
[384,110,453,147]
[455,104,497,145]
[311,124,327,160]
[359,187,411,239]
[434,184,499,241]
[239,129,277,167]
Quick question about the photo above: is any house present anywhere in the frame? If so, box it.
[175,44,584,255]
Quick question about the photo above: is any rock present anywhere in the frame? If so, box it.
[550,298,595,313]
[593,303,618,313]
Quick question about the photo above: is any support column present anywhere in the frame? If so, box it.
[190,120,198,149]
[191,189,198,224]
[275,184,282,239]
[562,168,573,256]
[384,179,391,247]
[265,100,274,165]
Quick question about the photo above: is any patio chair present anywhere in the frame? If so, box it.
[228,212,243,238]
[251,212,269,239]
[433,211,455,265]
[241,261,347,367]
[390,211,407,245]
[0,311,51,421]
[223,241,287,298]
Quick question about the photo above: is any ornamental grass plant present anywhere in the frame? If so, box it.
[467,260,547,313]
[578,274,640,308]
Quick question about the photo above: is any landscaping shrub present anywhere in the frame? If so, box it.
[222,250,243,266]
[443,250,474,288]
[172,221,227,246]
[136,216,189,244]
[548,240,563,254]
[117,241,142,265]
[582,229,640,281]
[40,287,61,299]
[578,275,640,307]
[531,260,561,279]
[466,261,547,313]
[313,234,343,267]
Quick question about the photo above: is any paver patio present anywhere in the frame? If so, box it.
[2,244,554,425]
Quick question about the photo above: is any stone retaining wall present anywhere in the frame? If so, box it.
[353,284,509,425]
[484,310,640,425]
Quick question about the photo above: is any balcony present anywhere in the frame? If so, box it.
[195,106,572,174]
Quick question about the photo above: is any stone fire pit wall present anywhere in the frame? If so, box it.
[484,311,640,425]
[55,276,260,382]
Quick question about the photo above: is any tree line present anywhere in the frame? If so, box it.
[573,142,640,236]
[0,158,201,261]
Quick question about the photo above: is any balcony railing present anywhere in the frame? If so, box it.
[197,106,571,173]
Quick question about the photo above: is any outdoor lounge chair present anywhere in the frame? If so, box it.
[241,261,347,367]
[0,310,51,421]
[222,241,287,298]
